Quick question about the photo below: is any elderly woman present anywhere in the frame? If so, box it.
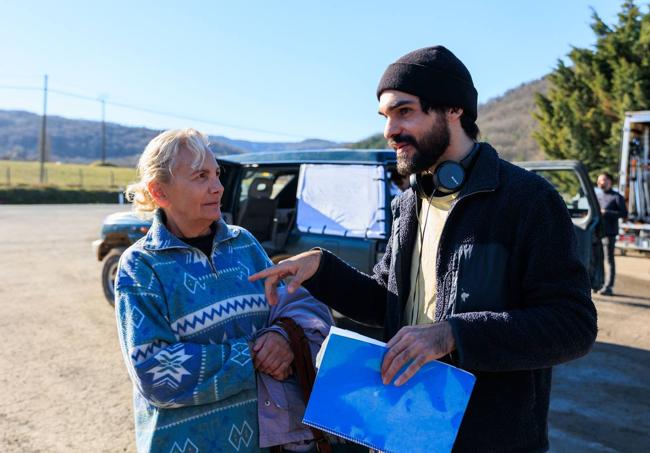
[115,129,331,452]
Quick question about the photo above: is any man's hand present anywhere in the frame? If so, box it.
[253,331,294,381]
[248,250,322,305]
[381,322,456,386]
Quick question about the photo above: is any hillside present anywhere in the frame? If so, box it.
[351,78,549,162]
[478,78,548,161]
[214,136,338,153]
[350,132,387,149]
[1,78,547,165]
[0,110,337,166]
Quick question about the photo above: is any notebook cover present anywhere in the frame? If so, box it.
[303,329,475,453]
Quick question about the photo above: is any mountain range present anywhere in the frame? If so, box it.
[0,77,548,165]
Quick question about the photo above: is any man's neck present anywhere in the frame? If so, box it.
[429,137,477,173]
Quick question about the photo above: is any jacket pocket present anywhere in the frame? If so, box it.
[453,242,509,312]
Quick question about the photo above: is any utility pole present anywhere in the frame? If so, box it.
[101,97,106,164]
[39,74,48,184]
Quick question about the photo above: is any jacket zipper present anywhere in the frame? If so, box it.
[435,187,496,322]
[196,247,218,274]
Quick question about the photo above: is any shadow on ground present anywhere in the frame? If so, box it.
[549,342,650,452]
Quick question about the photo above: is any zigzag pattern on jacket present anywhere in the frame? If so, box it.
[130,339,169,365]
[171,293,268,337]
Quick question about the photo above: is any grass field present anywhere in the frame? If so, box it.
[0,160,136,190]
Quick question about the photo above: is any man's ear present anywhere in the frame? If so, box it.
[447,107,464,121]
[147,180,171,208]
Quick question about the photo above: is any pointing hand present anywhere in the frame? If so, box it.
[248,250,322,305]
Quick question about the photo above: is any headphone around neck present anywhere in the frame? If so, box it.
[409,143,480,197]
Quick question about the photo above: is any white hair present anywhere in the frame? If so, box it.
[125,128,211,217]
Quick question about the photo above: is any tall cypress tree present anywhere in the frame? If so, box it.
[534,0,650,176]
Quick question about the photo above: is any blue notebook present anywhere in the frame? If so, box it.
[303,327,475,453]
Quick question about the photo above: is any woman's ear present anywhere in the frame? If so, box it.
[147,180,171,208]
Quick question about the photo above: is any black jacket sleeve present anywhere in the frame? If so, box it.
[602,191,628,220]
[302,244,391,327]
[617,192,628,219]
[447,186,598,372]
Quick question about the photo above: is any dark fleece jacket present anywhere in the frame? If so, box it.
[304,143,597,453]
[596,188,627,236]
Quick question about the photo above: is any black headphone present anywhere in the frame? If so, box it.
[409,143,480,197]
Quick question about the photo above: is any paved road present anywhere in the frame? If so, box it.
[0,205,648,452]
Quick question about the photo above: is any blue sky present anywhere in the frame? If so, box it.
[0,0,625,143]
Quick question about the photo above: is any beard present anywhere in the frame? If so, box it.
[390,112,450,176]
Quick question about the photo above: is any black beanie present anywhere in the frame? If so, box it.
[376,46,478,121]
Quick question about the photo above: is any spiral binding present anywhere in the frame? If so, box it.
[302,419,391,453]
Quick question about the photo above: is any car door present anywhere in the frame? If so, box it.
[286,162,391,338]
[289,162,390,274]
[215,157,243,224]
[516,160,604,290]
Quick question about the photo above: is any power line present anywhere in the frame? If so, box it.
[101,97,106,164]
[0,85,40,92]
[39,76,48,182]
[0,74,45,80]
[0,84,307,140]
[104,98,306,139]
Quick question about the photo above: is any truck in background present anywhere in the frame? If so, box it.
[617,111,650,255]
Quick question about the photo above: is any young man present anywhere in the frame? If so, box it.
[596,172,627,295]
[251,46,597,452]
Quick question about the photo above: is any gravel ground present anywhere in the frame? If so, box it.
[0,204,648,452]
[0,205,134,452]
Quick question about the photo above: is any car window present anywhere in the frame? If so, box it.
[296,164,387,238]
[239,170,273,203]
[271,174,295,198]
[532,169,590,220]
[239,170,296,203]
[388,169,409,200]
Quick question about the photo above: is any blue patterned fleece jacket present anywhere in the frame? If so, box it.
[115,210,279,453]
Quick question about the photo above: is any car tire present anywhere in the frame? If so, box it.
[102,248,125,306]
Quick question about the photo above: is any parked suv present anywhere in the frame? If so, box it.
[94,151,603,327]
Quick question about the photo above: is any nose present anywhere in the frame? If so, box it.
[383,117,401,141]
[210,174,224,194]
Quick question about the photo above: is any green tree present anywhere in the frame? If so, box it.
[534,0,650,176]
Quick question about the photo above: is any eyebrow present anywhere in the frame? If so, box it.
[378,99,416,116]
[190,165,220,175]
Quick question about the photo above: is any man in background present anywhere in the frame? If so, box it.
[596,172,627,295]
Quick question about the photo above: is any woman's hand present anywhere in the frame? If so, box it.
[253,331,294,380]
